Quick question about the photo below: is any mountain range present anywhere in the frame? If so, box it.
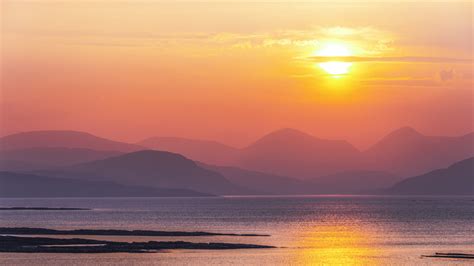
[0,147,121,170]
[138,137,238,166]
[364,127,474,176]
[237,128,362,179]
[141,127,473,179]
[0,128,472,196]
[0,171,210,197]
[386,157,473,195]
[0,130,142,152]
[38,150,248,195]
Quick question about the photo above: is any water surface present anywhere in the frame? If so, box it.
[0,196,472,265]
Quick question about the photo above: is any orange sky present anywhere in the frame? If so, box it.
[1,1,473,148]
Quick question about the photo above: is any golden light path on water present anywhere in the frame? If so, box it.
[292,224,379,265]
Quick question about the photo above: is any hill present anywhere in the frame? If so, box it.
[0,147,121,169]
[0,131,142,152]
[138,137,238,165]
[310,170,402,194]
[0,171,212,197]
[364,127,474,176]
[40,150,247,195]
[238,128,362,179]
[200,163,315,195]
[386,157,474,195]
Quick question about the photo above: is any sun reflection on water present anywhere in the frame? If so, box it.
[293,225,378,265]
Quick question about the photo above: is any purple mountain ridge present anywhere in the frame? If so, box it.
[386,157,474,195]
[364,127,474,176]
[0,130,142,152]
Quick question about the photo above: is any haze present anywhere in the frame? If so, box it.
[1,1,473,149]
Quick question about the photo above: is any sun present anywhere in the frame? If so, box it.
[318,61,352,75]
[315,43,353,75]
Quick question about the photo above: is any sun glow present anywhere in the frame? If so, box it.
[293,225,378,265]
[316,43,353,75]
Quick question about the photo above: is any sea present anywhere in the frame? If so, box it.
[0,196,472,265]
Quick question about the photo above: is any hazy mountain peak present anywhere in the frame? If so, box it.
[250,128,321,147]
[387,157,474,195]
[250,128,357,151]
[138,137,239,165]
[76,150,197,171]
[140,136,231,147]
[365,126,474,176]
[0,130,141,152]
[103,149,191,164]
[239,128,361,179]
[367,127,426,152]
[387,126,423,138]
[0,171,211,197]
[263,128,313,138]
[3,130,94,138]
[447,156,474,170]
[56,149,246,195]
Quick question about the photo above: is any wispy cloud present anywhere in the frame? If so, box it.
[308,56,473,64]
[360,78,441,87]
[5,26,392,52]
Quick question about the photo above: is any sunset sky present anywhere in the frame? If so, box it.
[1,1,473,148]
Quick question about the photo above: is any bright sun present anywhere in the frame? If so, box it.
[316,43,352,75]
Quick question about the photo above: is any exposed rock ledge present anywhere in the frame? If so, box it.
[0,227,269,237]
[0,235,275,253]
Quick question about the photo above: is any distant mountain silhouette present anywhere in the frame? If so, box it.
[309,170,402,194]
[200,163,316,195]
[202,164,401,195]
[0,131,142,152]
[0,171,211,197]
[134,128,473,181]
[0,160,50,172]
[238,128,361,179]
[386,157,474,195]
[40,150,247,195]
[2,127,472,196]
[138,137,238,165]
[364,127,474,176]
[0,147,122,168]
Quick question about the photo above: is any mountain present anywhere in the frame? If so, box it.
[386,157,474,195]
[200,163,316,195]
[0,148,122,169]
[3,127,471,196]
[309,171,402,194]
[364,127,474,176]
[138,137,238,165]
[238,128,362,179]
[40,150,247,195]
[203,164,401,195]
[0,160,50,172]
[0,171,211,197]
[0,131,142,152]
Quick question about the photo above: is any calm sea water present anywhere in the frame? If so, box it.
[0,196,473,265]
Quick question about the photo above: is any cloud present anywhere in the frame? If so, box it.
[438,69,474,82]
[360,78,440,87]
[439,69,455,81]
[6,25,393,52]
[308,56,473,64]
[318,26,394,53]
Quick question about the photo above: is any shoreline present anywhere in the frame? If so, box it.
[0,235,275,253]
[0,207,90,211]
[0,227,270,237]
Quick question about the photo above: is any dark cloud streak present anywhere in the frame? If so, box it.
[309,56,473,63]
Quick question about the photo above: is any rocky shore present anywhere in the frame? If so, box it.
[0,235,275,253]
[0,227,269,237]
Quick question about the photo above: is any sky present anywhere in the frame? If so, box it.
[1,1,473,149]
